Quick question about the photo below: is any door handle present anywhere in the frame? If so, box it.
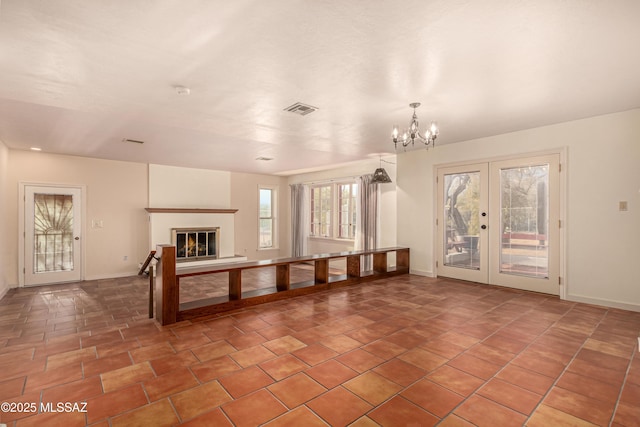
[74,236,80,240]
[481,225,487,230]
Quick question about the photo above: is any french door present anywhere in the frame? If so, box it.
[436,154,560,295]
[24,185,83,286]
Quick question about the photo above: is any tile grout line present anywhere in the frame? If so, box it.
[608,336,638,427]
[522,306,610,426]
[431,292,552,426]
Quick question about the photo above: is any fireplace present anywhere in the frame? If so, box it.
[172,227,219,262]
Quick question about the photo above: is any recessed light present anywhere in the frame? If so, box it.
[174,85,191,95]
[30,147,42,151]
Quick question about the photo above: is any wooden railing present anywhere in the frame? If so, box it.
[153,245,410,325]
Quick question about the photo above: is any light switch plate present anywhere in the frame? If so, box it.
[619,201,628,211]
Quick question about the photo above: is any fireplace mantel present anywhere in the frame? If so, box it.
[145,208,238,214]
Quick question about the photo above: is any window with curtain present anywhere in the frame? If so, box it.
[259,187,276,248]
[310,182,358,239]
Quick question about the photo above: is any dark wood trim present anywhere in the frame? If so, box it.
[138,250,156,275]
[276,264,290,291]
[177,271,404,320]
[145,208,239,214]
[155,245,178,325]
[373,252,388,273]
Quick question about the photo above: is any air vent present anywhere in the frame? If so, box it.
[283,102,318,116]
[122,138,145,144]
[256,157,273,161]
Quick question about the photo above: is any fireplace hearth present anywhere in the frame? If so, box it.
[172,227,219,262]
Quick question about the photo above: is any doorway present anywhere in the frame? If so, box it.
[436,154,561,295]
[23,185,84,286]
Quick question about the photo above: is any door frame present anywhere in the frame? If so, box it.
[433,148,567,299]
[18,182,87,287]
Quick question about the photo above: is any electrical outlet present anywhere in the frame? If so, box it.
[619,201,628,211]
[123,255,128,261]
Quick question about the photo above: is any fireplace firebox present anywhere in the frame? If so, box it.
[172,227,219,262]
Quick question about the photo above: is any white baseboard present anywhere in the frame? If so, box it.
[566,293,640,313]
[0,283,9,301]
[409,268,436,278]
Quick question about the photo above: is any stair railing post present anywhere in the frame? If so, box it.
[155,245,177,325]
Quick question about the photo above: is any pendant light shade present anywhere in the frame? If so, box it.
[371,167,392,183]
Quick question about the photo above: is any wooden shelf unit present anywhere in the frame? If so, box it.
[153,246,410,325]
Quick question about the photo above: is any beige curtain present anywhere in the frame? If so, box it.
[355,174,378,271]
[290,184,309,257]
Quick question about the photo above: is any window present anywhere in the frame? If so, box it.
[310,182,358,239]
[259,187,276,249]
[338,183,357,239]
[310,185,332,237]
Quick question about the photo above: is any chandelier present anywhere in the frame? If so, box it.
[392,102,439,150]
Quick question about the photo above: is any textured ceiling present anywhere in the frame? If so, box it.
[1,0,639,175]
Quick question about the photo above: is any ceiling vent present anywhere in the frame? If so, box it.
[256,156,273,161]
[283,102,318,116]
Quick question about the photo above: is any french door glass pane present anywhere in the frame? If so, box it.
[443,172,480,270]
[33,194,74,273]
[500,164,549,278]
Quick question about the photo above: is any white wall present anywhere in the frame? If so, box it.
[6,151,149,284]
[147,166,290,261]
[148,164,230,208]
[147,165,237,258]
[0,141,9,298]
[397,109,640,311]
[231,173,289,260]
[287,157,398,256]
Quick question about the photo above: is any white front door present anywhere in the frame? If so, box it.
[24,185,83,286]
[437,154,561,295]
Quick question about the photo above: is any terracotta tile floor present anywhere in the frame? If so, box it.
[1,274,639,426]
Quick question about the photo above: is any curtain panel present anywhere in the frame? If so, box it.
[356,174,378,271]
[290,183,309,257]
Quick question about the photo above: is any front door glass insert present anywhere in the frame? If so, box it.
[33,193,74,273]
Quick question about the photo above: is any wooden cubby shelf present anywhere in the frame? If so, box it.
[153,246,410,325]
